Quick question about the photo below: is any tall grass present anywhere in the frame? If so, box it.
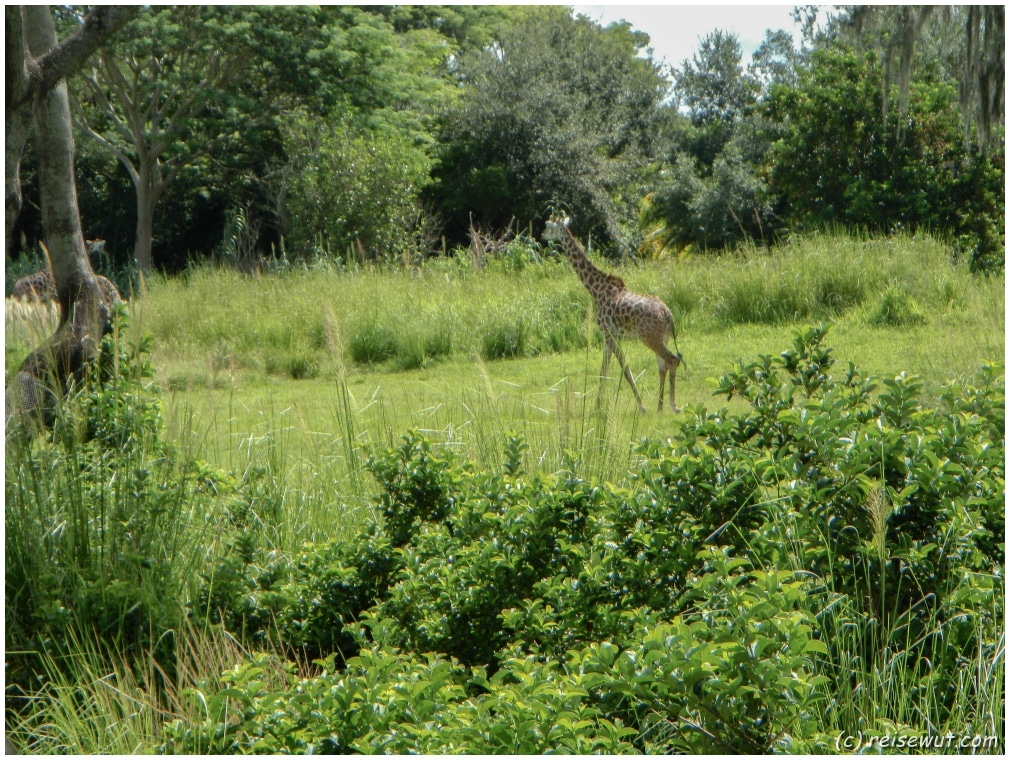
[137,232,1001,383]
[123,231,1002,491]
[812,569,1004,748]
[6,620,263,755]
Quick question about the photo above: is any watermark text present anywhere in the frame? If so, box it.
[836,732,999,752]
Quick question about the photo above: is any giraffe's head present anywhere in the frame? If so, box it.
[542,217,571,242]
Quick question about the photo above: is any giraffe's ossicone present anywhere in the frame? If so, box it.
[543,218,682,412]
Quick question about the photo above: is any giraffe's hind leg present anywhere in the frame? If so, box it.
[645,337,681,413]
[667,354,680,413]
[656,353,668,412]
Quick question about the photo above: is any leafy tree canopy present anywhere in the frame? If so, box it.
[764,44,1004,269]
[674,30,759,126]
[432,7,669,250]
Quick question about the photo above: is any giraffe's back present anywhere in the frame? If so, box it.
[606,289,673,340]
[11,269,56,302]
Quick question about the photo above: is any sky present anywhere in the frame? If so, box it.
[571,4,812,72]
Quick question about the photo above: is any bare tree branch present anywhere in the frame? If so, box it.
[69,91,139,184]
[16,5,137,109]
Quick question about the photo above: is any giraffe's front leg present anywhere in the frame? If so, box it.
[610,339,646,413]
[596,340,612,410]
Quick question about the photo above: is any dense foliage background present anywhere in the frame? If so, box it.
[7,4,1004,277]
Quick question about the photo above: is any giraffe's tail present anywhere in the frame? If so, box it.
[671,330,686,372]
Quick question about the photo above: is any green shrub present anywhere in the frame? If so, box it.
[165,553,834,754]
[479,315,529,360]
[366,433,467,548]
[716,272,812,323]
[870,283,927,326]
[347,315,399,364]
[162,327,1003,753]
[281,110,435,262]
[264,350,319,379]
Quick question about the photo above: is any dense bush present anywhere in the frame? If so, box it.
[281,111,435,262]
[5,311,233,691]
[765,47,1005,269]
[641,140,776,254]
[183,326,1003,752]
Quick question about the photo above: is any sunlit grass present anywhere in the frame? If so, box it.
[8,230,1002,545]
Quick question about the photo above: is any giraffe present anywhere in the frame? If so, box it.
[10,267,56,302]
[10,240,109,303]
[543,218,682,413]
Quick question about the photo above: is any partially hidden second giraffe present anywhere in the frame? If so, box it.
[11,240,109,302]
[543,218,682,413]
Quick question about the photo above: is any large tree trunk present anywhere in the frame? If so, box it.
[6,5,129,434]
[5,5,137,259]
[6,7,32,259]
[23,7,92,296]
[134,163,158,273]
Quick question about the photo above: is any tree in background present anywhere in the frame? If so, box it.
[749,29,805,92]
[640,30,773,254]
[765,45,1003,270]
[69,6,343,272]
[9,6,1001,275]
[268,6,457,263]
[641,9,1003,263]
[6,5,134,429]
[367,4,515,57]
[279,112,436,263]
[842,5,1004,152]
[432,7,668,251]
[6,5,135,258]
[67,5,459,272]
[673,30,759,164]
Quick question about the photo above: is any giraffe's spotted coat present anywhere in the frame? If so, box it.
[10,240,108,303]
[11,268,56,302]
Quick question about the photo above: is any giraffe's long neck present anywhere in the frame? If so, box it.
[561,228,603,289]
[561,227,620,300]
